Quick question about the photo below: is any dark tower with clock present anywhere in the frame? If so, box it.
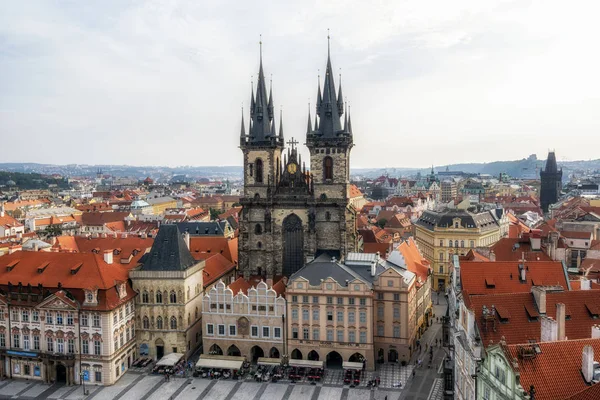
[238,39,359,279]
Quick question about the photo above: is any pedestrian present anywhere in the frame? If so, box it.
[412,370,415,378]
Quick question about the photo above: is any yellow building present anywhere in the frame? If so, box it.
[146,196,177,215]
[415,208,508,290]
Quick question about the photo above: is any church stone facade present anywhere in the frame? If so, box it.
[239,45,359,279]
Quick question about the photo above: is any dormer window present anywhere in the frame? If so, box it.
[85,290,98,305]
[87,293,93,302]
[118,283,127,299]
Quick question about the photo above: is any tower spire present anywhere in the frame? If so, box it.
[279,107,284,141]
[347,105,353,135]
[337,70,344,115]
[306,102,312,134]
[316,30,343,137]
[248,35,273,144]
[268,75,274,120]
[240,105,246,145]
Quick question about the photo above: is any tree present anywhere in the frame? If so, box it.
[376,218,387,229]
[42,225,62,238]
[209,208,221,221]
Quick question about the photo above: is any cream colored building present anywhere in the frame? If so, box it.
[202,278,285,361]
[130,225,204,361]
[415,208,508,290]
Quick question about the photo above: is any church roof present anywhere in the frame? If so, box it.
[140,225,196,272]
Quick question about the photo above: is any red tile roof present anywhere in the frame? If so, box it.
[189,237,238,264]
[349,184,363,199]
[562,231,593,240]
[227,277,252,295]
[565,381,600,400]
[489,238,552,262]
[396,238,431,285]
[81,211,130,226]
[460,261,568,295]
[505,338,600,400]
[203,253,236,287]
[0,214,23,229]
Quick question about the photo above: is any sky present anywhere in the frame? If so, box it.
[1,0,599,168]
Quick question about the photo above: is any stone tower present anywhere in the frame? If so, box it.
[540,151,562,213]
[238,40,359,279]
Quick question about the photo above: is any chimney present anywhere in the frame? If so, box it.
[16,232,22,241]
[33,242,39,252]
[489,250,496,262]
[582,345,595,384]
[532,287,546,314]
[556,303,566,340]
[183,232,190,250]
[592,325,600,339]
[540,316,558,342]
[371,260,377,277]
[0,202,4,217]
[103,250,113,264]
[581,277,591,290]
[520,265,527,282]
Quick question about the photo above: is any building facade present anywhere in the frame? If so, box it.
[238,45,359,279]
[202,279,285,361]
[130,225,204,361]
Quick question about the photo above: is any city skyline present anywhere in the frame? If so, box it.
[1,0,599,168]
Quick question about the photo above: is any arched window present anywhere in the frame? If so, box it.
[325,211,331,221]
[142,316,149,329]
[156,291,163,304]
[170,291,177,304]
[323,157,333,180]
[142,291,149,303]
[257,241,262,249]
[156,316,163,329]
[255,224,262,235]
[170,316,177,330]
[460,240,465,248]
[448,240,453,247]
[255,159,264,183]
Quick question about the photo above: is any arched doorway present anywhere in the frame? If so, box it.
[308,350,320,361]
[282,214,304,276]
[378,348,384,364]
[269,347,280,359]
[155,338,165,360]
[250,346,264,362]
[227,345,241,357]
[326,351,343,369]
[291,349,302,360]
[56,363,67,383]
[388,349,398,363]
[349,353,364,363]
[209,344,223,355]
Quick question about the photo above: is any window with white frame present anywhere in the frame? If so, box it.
[218,324,225,336]
[326,329,333,341]
[274,327,281,339]
[292,327,298,339]
[0,333,5,347]
[32,310,39,322]
[94,340,101,355]
[337,330,343,342]
[92,314,100,328]
[359,331,366,343]
[348,311,355,324]
[67,312,73,325]
[82,340,89,354]
[312,309,319,321]
[251,326,259,337]
[262,327,270,338]
[229,325,236,336]
[303,328,309,340]
[348,330,355,343]
[56,312,63,325]
[23,335,30,350]
[22,310,29,322]
[393,326,400,338]
[302,309,309,320]
[47,337,54,352]
[56,338,64,353]
[377,325,384,336]
[312,328,319,340]
[337,311,343,322]
[359,312,366,324]
[206,324,214,335]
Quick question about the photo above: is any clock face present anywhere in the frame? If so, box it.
[287,163,297,174]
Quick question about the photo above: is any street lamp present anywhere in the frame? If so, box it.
[80,371,87,396]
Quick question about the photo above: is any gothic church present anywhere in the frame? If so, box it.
[238,41,359,278]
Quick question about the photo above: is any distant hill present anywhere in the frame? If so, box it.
[0,171,69,190]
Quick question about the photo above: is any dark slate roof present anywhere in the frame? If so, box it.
[175,221,229,236]
[416,209,500,232]
[140,225,196,271]
[289,254,370,287]
[345,262,386,284]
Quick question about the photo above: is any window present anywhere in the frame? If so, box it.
[93,315,100,328]
[393,293,400,301]
[302,309,309,320]
[377,293,384,300]
[394,307,400,319]
[56,312,63,325]
[142,291,149,303]
[254,224,262,235]
[312,296,319,304]
[156,317,163,329]
[439,252,444,261]
[67,313,73,325]
[95,370,102,382]
[12,334,20,348]
[68,339,75,354]
[23,335,29,350]
[337,297,343,305]
[12,309,18,321]
[448,240,453,247]
[461,240,465,248]
[440,239,444,247]
[0,333,4,347]
[170,291,177,303]
[46,312,53,325]
[218,324,225,336]
[206,324,214,335]
[470,240,475,248]
[251,326,259,337]
[142,317,149,329]
[377,325,384,336]
[292,327,298,339]
[156,291,163,303]
[312,309,319,321]
[348,330,356,343]
[337,311,344,323]
[47,337,54,352]
[327,311,333,321]
[349,298,355,305]
[292,309,298,320]
[323,157,333,180]
[337,330,344,342]
[495,366,506,384]
[360,331,367,343]
[359,298,366,306]
[348,311,355,324]
[360,312,366,324]
[33,335,39,350]
[313,328,320,340]
[0,308,4,321]
[262,327,270,338]
[327,329,333,341]
[274,327,281,339]
[387,280,393,287]
[94,340,101,355]
[170,316,177,329]
[22,310,29,323]
[377,306,384,319]
[119,309,123,320]
[393,326,400,338]
[81,314,88,326]
[57,338,64,353]
[255,159,264,183]
[303,328,309,340]
[439,266,444,274]
[303,296,309,303]
[113,313,117,324]
[292,296,298,303]
[229,325,236,336]
[326,296,333,304]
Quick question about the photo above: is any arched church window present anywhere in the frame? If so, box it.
[255,224,262,235]
[142,291,149,303]
[170,290,177,303]
[170,316,177,330]
[255,159,264,183]
[254,193,260,201]
[156,316,163,329]
[142,316,149,329]
[156,291,163,304]
[257,241,262,249]
[323,157,333,180]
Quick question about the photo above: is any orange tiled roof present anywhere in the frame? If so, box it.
[3,199,51,212]
[189,236,238,264]
[397,238,431,284]
[467,290,600,346]
[363,242,393,256]
[461,249,491,262]
[349,184,363,198]
[565,380,600,400]
[505,338,600,400]
[0,214,23,229]
[227,277,252,295]
[489,238,552,262]
[460,261,568,295]
[562,231,593,240]
[218,207,242,220]
[81,211,130,226]
[203,253,236,287]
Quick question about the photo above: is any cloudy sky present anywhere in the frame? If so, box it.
[1,0,599,168]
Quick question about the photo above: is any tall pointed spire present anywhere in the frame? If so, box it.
[337,72,344,115]
[314,30,343,137]
[306,102,312,134]
[268,76,274,120]
[316,72,322,113]
[240,106,246,141]
[247,35,276,145]
[278,108,284,141]
[343,102,348,132]
[347,105,353,135]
